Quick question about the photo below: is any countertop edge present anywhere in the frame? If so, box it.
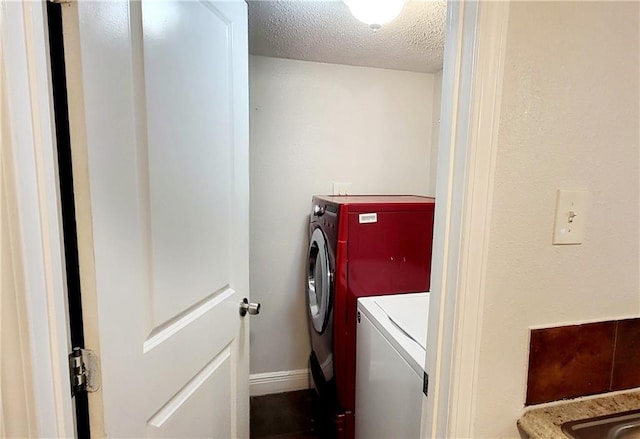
[517,390,640,438]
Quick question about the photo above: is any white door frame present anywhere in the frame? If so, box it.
[4,0,510,437]
[422,0,510,437]
[1,0,75,437]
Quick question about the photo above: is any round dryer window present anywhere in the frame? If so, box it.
[307,228,332,333]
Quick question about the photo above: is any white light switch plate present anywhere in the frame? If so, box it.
[333,182,352,196]
[553,190,588,245]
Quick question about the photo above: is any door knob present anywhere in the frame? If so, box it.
[239,298,261,317]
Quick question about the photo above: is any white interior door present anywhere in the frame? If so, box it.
[61,1,250,437]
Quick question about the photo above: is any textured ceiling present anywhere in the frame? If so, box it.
[248,0,446,74]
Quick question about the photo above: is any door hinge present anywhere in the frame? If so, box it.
[423,371,429,397]
[69,348,100,396]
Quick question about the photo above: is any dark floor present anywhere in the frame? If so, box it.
[250,390,334,439]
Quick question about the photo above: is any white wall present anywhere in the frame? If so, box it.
[249,55,440,375]
[473,2,639,437]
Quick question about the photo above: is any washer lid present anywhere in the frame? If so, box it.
[358,292,430,377]
[375,294,430,351]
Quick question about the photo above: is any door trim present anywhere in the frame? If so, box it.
[0,1,75,436]
[421,0,510,437]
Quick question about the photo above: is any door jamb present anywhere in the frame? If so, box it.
[0,0,75,436]
[422,1,511,437]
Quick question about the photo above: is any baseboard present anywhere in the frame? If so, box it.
[250,369,311,396]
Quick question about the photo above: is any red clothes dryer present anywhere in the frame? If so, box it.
[306,195,435,438]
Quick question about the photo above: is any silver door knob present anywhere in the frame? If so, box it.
[239,298,260,317]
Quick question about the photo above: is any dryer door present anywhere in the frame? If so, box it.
[307,227,332,333]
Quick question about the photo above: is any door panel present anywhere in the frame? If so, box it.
[61,0,249,436]
[143,0,233,323]
[148,347,233,438]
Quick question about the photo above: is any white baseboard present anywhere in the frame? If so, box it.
[249,369,311,396]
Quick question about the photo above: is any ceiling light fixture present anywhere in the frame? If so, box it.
[343,0,407,31]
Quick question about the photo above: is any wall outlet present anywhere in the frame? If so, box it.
[552,190,588,245]
[333,182,352,196]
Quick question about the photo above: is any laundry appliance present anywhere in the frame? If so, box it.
[306,195,435,438]
[355,293,430,439]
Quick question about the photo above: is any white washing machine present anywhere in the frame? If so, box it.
[355,293,430,439]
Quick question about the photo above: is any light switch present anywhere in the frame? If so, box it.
[333,182,352,196]
[552,190,588,245]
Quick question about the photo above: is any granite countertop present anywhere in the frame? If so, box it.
[518,391,640,438]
